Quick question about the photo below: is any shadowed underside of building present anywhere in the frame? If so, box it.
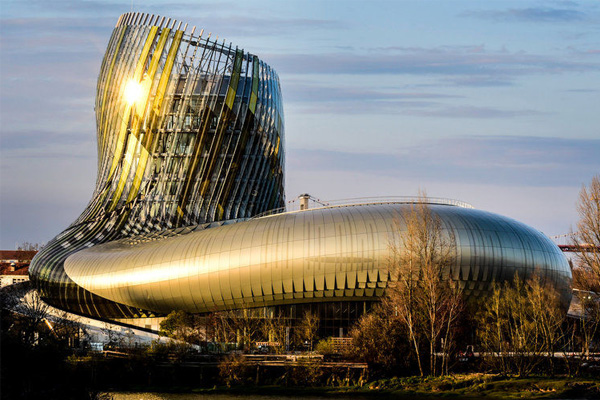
[30,13,572,329]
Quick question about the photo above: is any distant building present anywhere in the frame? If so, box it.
[0,250,36,288]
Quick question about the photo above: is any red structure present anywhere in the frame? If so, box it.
[0,250,37,288]
[558,244,600,253]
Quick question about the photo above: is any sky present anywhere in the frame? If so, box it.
[1,0,599,249]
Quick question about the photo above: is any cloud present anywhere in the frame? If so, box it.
[566,46,600,56]
[462,7,587,23]
[283,82,544,117]
[565,88,599,93]
[191,15,345,37]
[439,76,515,87]
[1,1,231,19]
[0,7,343,48]
[403,106,547,119]
[284,82,461,102]
[292,100,439,115]
[287,136,600,187]
[268,47,600,82]
[292,102,544,118]
[0,130,93,152]
[0,16,113,52]
[284,81,470,114]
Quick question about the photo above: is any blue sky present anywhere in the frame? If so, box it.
[1,0,599,248]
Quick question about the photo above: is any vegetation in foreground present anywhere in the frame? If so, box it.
[159,374,600,399]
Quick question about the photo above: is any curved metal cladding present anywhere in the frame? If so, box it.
[64,203,572,314]
[29,12,285,318]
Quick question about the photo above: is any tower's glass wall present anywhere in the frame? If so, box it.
[29,12,285,318]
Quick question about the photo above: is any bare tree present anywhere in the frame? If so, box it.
[294,310,319,351]
[208,308,266,352]
[13,286,51,345]
[387,196,462,376]
[49,311,86,348]
[573,175,600,289]
[262,311,289,354]
[211,311,237,352]
[101,322,126,349]
[526,275,566,374]
[234,307,265,352]
[2,283,85,350]
[562,292,600,376]
[477,273,565,376]
[476,280,509,373]
[566,175,600,373]
[16,242,43,252]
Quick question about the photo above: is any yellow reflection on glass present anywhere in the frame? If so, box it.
[124,79,144,106]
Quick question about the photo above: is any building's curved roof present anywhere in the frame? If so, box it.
[65,202,572,313]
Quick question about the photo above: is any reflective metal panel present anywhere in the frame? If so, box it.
[65,203,572,314]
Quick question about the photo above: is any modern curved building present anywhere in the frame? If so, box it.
[30,13,571,330]
[30,12,284,318]
[64,202,571,315]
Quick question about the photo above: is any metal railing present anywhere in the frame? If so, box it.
[319,196,474,209]
[251,196,473,219]
[250,207,286,219]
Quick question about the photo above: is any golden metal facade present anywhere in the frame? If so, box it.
[64,203,572,314]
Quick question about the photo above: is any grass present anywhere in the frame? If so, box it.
[354,374,600,399]
[111,374,600,399]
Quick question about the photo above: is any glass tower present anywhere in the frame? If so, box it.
[29,12,285,318]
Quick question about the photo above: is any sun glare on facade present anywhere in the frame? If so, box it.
[124,79,143,106]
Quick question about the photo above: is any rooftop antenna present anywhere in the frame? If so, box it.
[131,0,134,12]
